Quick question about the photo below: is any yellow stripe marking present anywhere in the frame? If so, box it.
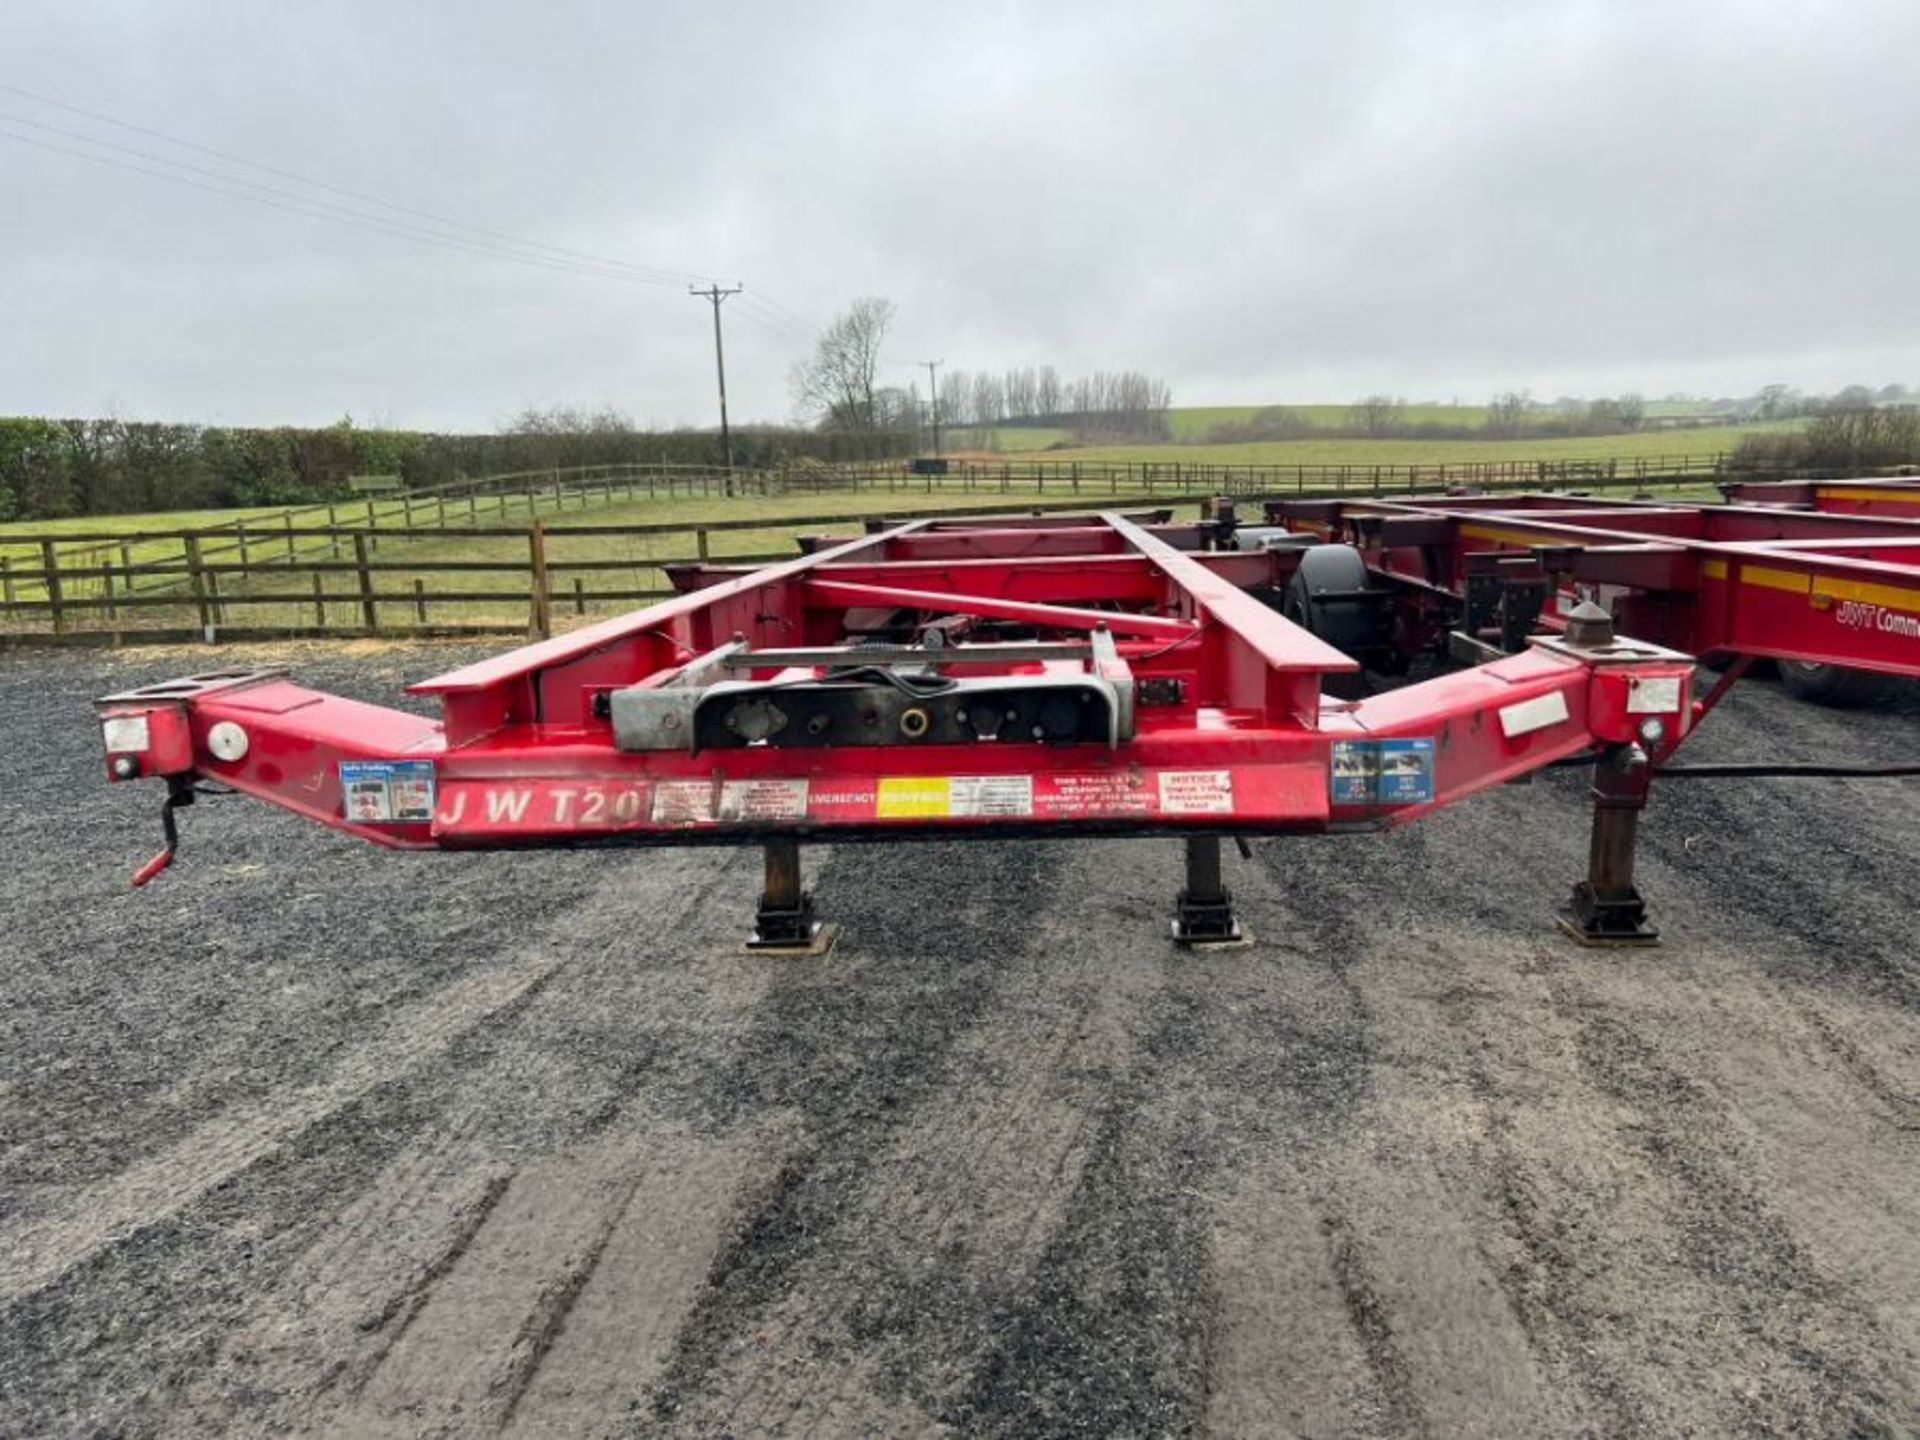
[1701,558,1920,613]
[1815,485,1920,505]
[1459,523,1567,548]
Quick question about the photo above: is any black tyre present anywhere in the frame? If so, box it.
[1778,660,1887,707]
[1283,544,1385,697]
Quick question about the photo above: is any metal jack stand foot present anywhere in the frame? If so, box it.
[747,838,838,954]
[1172,835,1252,948]
[1558,743,1659,946]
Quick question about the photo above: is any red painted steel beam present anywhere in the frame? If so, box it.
[671,549,1291,599]
[800,577,1198,639]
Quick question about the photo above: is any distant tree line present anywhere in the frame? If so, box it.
[0,410,911,521]
[937,368,1174,443]
[1734,406,1920,472]
[786,297,1175,446]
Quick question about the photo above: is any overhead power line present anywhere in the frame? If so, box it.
[0,111,693,288]
[0,80,710,287]
[0,124,698,290]
[0,81,828,331]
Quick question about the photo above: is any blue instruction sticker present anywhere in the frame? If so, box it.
[1330,738,1434,806]
[339,759,436,823]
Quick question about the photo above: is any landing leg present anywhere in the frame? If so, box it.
[1172,835,1250,947]
[1558,743,1658,946]
[748,838,837,954]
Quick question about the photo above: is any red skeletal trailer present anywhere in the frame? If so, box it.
[102,499,1817,950]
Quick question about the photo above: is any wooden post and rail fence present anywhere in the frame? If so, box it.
[3,452,1906,646]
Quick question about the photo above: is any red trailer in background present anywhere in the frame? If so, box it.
[92,489,1920,954]
[1264,481,1920,705]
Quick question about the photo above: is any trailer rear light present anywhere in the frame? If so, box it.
[99,704,195,780]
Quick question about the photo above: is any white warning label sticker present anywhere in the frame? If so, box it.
[949,775,1034,817]
[717,778,809,821]
[652,781,717,824]
[1498,691,1571,738]
[1626,676,1683,713]
[1157,769,1234,814]
[102,715,150,753]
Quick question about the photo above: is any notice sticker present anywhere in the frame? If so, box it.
[653,781,718,824]
[950,775,1034,817]
[1330,739,1434,806]
[717,779,810,821]
[1157,770,1234,814]
[338,759,436,823]
[1627,675,1683,714]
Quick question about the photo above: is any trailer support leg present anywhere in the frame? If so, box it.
[748,838,836,954]
[1558,743,1658,946]
[1172,835,1249,947]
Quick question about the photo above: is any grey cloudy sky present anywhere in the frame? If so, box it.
[3,0,1917,430]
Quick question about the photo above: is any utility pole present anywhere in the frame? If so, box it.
[920,358,944,457]
[690,283,743,485]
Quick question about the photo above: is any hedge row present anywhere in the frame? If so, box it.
[0,417,914,520]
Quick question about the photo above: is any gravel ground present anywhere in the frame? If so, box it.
[2,640,1919,1437]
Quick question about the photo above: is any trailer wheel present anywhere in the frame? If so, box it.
[1283,544,1373,652]
[1779,660,1886,707]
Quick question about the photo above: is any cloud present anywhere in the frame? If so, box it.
[1,0,1916,428]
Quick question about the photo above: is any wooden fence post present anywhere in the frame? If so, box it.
[206,568,225,628]
[183,535,210,637]
[40,542,65,633]
[573,577,586,615]
[284,512,296,561]
[0,555,12,606]
[102,558,118,620]
[312,573,327,628]
[696,527,711,560]
[413,578,428,624]
[352,533,378,631]
[528,520,552,639]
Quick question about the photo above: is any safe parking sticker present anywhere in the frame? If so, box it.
[1330,738,1434,806]
[339,760,436,823]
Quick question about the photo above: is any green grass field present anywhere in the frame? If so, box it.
[1,486,1204,628]
[1019,422,1777,466]
[950,400,1743,452]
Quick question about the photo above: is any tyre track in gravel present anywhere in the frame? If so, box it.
[170,841,786,1438]
[634,837,1076,1435]
[2,642,808,1438]
[0,952,562,1306]
[1283,707,1920,1435]
[1221,819,1579,1439]
[671,837,1248,1438]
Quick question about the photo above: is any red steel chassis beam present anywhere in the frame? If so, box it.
[97,508,1698,945]
[1269,490,1920,678]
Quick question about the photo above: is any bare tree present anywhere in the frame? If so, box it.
[1485,390,1532,437]
[1035,365,1062,418]
[790,297,897,430]
[1754,383,1797,421]
[1348,394,1404,437]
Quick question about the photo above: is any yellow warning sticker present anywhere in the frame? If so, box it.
[877,776,951,817]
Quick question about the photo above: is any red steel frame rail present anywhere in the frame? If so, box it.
[1269,489,1920,679]
[97,507,1700,947]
